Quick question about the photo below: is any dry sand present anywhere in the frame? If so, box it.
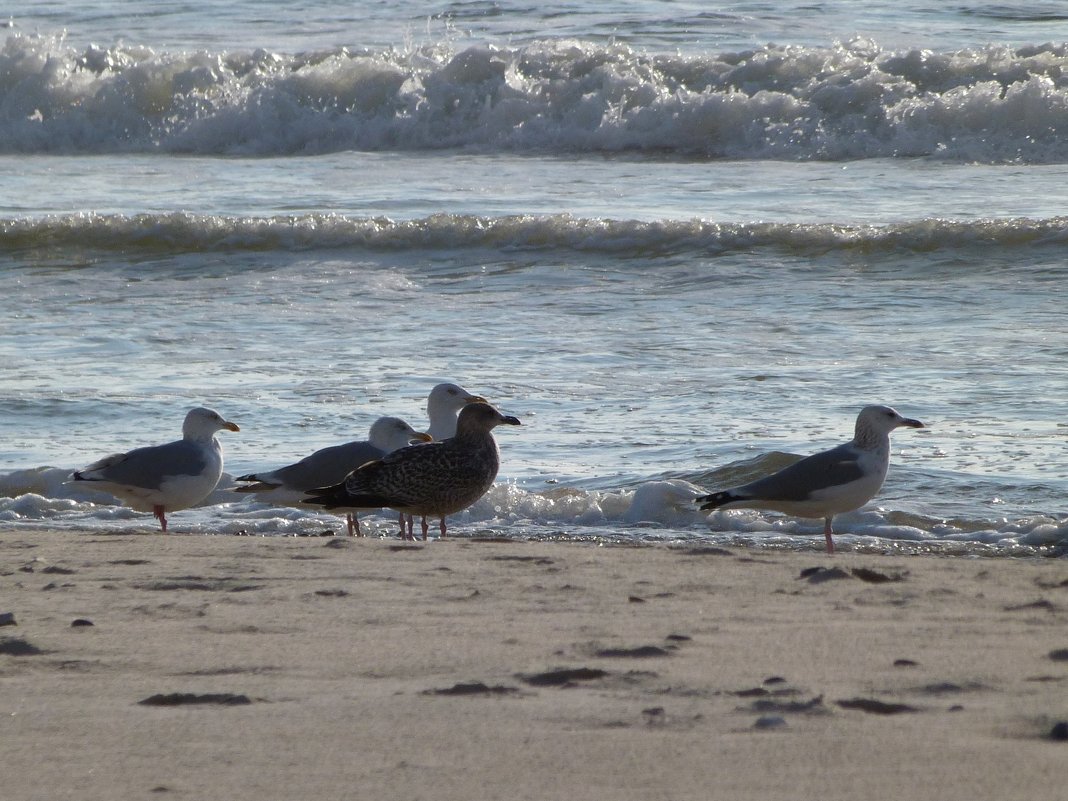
[2,529,1067,800]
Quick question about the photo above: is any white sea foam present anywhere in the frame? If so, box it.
[4,33,1068,162]
[1,468,1064,553]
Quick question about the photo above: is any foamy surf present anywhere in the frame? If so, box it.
[5,33,1068,162]
[2,468,1064,554]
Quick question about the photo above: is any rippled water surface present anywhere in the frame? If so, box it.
[2,1,1067,553]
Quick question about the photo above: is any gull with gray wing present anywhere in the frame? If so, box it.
[71,407,240,532]
[233,416,431,535]
[696,405,925,553]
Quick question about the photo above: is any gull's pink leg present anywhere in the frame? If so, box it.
[153,505,167,532]
[439,517,447,539]
[420,516,429,540]
[347,513,362,537]
[824,517,835,554]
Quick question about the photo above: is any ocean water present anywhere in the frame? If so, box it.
[2,1,1068,554]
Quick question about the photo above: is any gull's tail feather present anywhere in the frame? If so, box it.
[302,481,390,511]
[697,490,742,512]
[232,481,278,493]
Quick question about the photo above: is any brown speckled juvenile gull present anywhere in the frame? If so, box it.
[696,405,925,554]
[71,407,240,532]
[400,381,488,537]
[233,416,431,536]
[303,402,520,540]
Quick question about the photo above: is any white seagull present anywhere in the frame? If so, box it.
[696,405,925,553]
[71,407,240,532]
[233,416,431,535]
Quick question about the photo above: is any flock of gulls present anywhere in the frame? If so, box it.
[70,382,925,553]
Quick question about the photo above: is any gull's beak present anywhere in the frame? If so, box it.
[501,415,521,426]
[410,431,433,443]
[465,394,488,405]
[901,417,925,429]
[223,421,241,432]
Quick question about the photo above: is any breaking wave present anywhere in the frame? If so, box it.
[2,212,1067,257]
[4,32,1068,162]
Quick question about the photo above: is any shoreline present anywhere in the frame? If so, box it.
[2,529,1067,800]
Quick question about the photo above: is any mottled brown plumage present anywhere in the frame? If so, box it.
[304,403,520,538]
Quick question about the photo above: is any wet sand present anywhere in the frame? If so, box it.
[2,529,1067,800]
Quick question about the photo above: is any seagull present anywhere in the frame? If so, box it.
[398,382,488,537]
[71,407,240,532]
[696,405,925,553]
[232,416,431,535]
[303,402,520,540]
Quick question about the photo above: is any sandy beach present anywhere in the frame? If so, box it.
[2,529,1067,800]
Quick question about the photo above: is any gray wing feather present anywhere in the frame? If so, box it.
[82,439,209,490]
[738,443,865,502]
[269,441,385,490]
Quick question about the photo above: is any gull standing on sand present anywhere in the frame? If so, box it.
[232,416,431,536]
[71,407,240,532]
[303,402,520,540]
[696,405,925,553]
[398,382,488,536]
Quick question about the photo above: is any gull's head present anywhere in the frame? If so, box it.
[183,407,240,439]
[455,402,521,434]
[427,382,487,415]
[369,416,432,452]
[856,404,925,439]
[426,382,488,439]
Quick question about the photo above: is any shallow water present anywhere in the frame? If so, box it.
[2,2,1067,553]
